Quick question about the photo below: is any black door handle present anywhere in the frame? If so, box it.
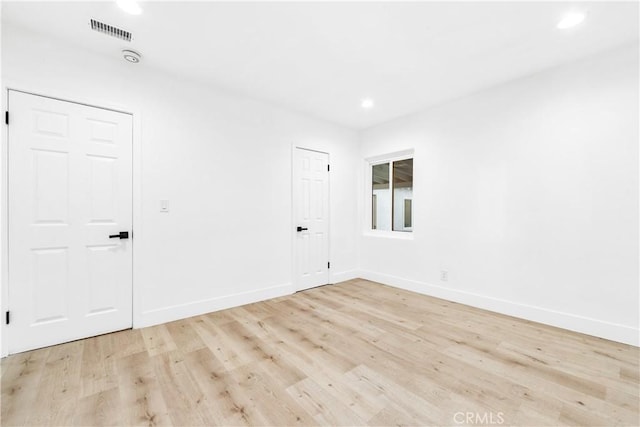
[109,231,129,239]
[296,226,308,232]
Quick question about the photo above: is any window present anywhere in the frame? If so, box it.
[371,157,413,232]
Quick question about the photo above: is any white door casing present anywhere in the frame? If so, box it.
[7,91,133,354]
[293,147,329,291]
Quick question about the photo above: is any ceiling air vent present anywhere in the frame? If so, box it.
[90,19,132,42]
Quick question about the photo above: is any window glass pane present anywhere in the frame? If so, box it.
[372,163,390,230]
[393,158,413,231]
[404,199,412,228]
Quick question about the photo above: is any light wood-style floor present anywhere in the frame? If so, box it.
[1,279,638,426]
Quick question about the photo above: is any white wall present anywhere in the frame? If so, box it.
[0,24,359,352]
[359,43,639,346]
[2,23,637,353]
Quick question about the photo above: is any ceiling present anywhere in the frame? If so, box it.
[3,1,638,129]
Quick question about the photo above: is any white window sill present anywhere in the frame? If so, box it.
[363,230,414,240]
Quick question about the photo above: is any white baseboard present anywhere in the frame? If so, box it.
[135,282,294,328]
[358,270,639,347]
[331,269,360,284]
[135,268,359,329]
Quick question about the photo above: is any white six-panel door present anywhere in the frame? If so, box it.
[293,148,329,291]
[7,91,133,354]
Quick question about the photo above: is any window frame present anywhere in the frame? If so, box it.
[364,150,415,239]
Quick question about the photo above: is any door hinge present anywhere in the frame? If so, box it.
[328,262,330,269]
[5,311,10,325]
[5,111,8,125]
[327,164,330,171]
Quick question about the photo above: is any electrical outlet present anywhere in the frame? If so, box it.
[440,270,448,282]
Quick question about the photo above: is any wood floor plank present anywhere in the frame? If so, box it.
[286,376,367,426]
[79,334,118,398]
[72,387,122,427]
[24,341,83,426]
[191,316,248,371]
[224,362,316,426]
[1,279,638,426]
[344,365,442,426]
[164,319,207,354]
[151,349,218,427]
[442,342,639,425]
[1,348,51,426]
[110,328,147,360]
[116,350,172,427]
[140,324,177,357]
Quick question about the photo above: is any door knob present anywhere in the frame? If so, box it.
[296,226,308,232]
[109,231,129,239]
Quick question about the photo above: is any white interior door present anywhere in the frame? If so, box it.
[7,91,133,354]
[293,147,329,291]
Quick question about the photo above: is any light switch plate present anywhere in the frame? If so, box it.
[160,199,169,212]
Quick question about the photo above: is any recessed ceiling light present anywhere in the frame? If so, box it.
[361,98,374,109]
[557,12,586,29]
[117,0,142,15]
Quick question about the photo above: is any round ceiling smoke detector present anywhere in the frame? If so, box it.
[122,49,141,63]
